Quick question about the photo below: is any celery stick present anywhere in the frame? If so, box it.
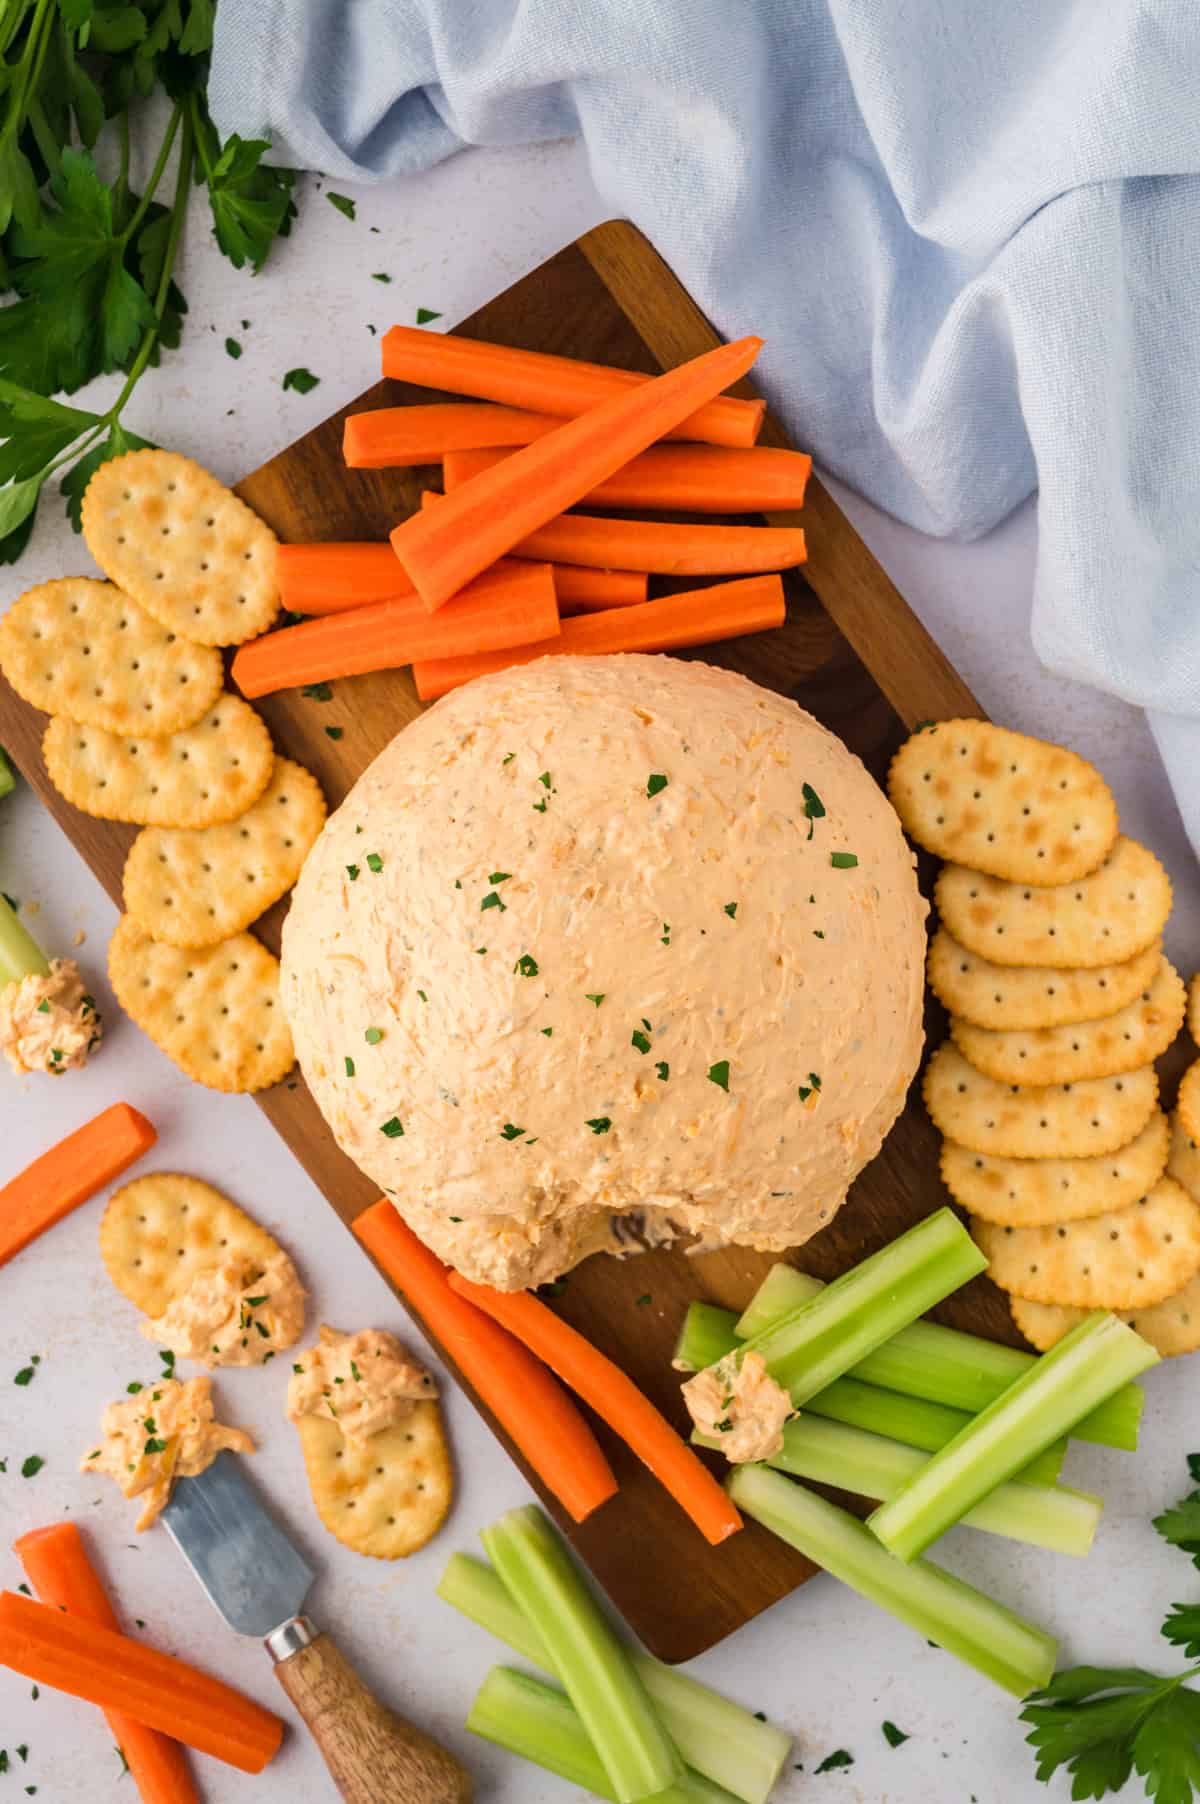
[0,748,14,801]
[722,1415,1099,1555]
[482,1506,681,1802]
[735,1262,1142,1451]
[468,1668,738,1804]
[673,1306,1064,1484]
[729,1465,1057,1699]
[673,1301,744,1373]
[869,1312,1159,1562]
[739,1208,986,1404]
[438,1553,791,1804]
[0,890,49,989]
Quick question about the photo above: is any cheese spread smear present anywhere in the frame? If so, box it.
[81,1377,253,1530]
[682,1350,794,1463]
[0,958,101,1076]
[142,1251,306,1367]
[287,1326,436,1447]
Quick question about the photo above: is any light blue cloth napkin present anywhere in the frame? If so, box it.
[210,1,1200,843]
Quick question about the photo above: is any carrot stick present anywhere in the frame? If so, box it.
[343,403,559,468]
[15,1525,197,1804]
[550,566,648,613]
[413,573,785,701]
[381,326,765,449]
[0,1103,156,1269]
[444,442,812,513]
[232,561,559,699]
[276,543,645,617]
[390,336,764,610]
[353,1199,618,1524]
[420,488,804,575]
[0,1590,283,1774]
[447,1274,743,1547]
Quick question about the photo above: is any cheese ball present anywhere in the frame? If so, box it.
[281,656,927,1289]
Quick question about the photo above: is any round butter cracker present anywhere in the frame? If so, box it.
[923,1041,1158,1158]
[949,958,1185,1086]
[123,758,326,948]
[928,929,1161,1032]
[44,694,274,829]
[1168,1111,1200,1203]
[941,1108,1169,1227]
[1012,1275,1200,1358]
[108,915,294,1093]
[100,1173,289,1317]
[935,837,1171,970]
[82,449,279,647]
[295,1406,451,1559]
[0,577,222,737]
[888,719,1117,883]
[975,1175,1200,1309]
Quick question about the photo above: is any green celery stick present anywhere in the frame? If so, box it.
[696,1415,1098,1555]
[738,1208,986,1404]
[869,1312,1159,1562]
[0,890,50,988]
[673,1304,1064,1484]
[729,1465,1057,1699]
[438,1553,790,1804]
[735,1262,1143,1451]
[0,748,14,801]
[467,1667,738,1804]
[482,1506,681,1802]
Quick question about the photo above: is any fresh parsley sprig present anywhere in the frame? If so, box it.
[0,0,298,562]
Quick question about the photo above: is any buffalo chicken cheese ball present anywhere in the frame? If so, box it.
[281,655,927,1289]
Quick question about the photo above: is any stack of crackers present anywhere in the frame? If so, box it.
[889,719,1200,1358]
[0,451,325,1093]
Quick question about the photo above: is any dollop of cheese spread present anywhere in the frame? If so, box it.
[682,1350,794,1464]
[287,1326,436,1447]
[0,958,101,1076]
[81,1377,254,1530]
[281,655,927,1290]
[142,1251,306,1367]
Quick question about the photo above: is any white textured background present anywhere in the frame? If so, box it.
[1,134,1197,1803]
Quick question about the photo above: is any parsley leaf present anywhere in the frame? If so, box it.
[224,336,242,358]
[1158,1492,1200,1569]
[585,1116,612,1135]
[814,1749,854,1773]
[707,1060,731,1092]
[1022,1667,1200,1804]
[1163,1605,1200,1661]
[379,1116,404,1138]
[631,1029,651,1054]
[724,902,738,918]
[500,1123,526,1141]
[831,851,859,868]
[202,134,297,274]
[13,1366,35,1386]
[646,773,668,798]
[283,366,320,394]
[802,782,825,839]
[20,1455,44,1478]
[585,993,605,1007]
[514,954,539,977]
[881,1721,910,1747]
[326,192,356,221]
[655,1061,670,1081]
[416,307,441,324]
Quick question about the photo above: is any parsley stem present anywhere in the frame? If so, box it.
[114,109,131,226]
[117,104,182,249]
[188,91,215,181]
[108,108,193,425]
[4,0,52,139]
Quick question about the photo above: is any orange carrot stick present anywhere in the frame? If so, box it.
[276,543,645,617]
[444,442,812,514]
[447,1275,743,1547]
[390,336,764,611]
[15,1525,197,1804]
[343,403,559,468]
[232,562,559,699]
[353,1200,618,1524]
[413,573,785,701]
[0,1103,156,1269]
[0,1591,283,1774]
[381,326,764,449]
[419,488,804,575]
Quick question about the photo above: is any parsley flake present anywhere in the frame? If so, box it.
[831,851,859,868]
[13,1366,34,1387]
[350,1361,363,1382]
[325,725,344,740]
[798,1071,822,1102]
[416,307,442,324]
[881,1721,910,1747]
[283,367,321,394]
[126,1381,143,1394]
[144,1438,167,1456]
[585,1117,612,1134]
[301,681,334,701]
[225,336,242,359]
[380,1117,405,1138]
[585,993,605,1007]
[802,782,826,838]
[20,1455,43,1478]
[538,771,552,788]
[481,891,506,912]
[631,1029,651,1054]
[541,1026,553,1037]
[655,1061,670,1081]
[418,990,428,1002]
[646,773,668,798]
[514,954,539,977]
[636,1294,652,1307]
[346,864,359,881]
[326,192,356,220]
[371,271,392,283]
[36,999,50,1014]
[660,923,671,945]
[366,852,384,873]
[707,1060,731,1092]
[345,1056,355,1077]
[502,752,515,765]
[488,872,511,885]
[364,1027,384,1044]
[500,1123,526,1141]
[724,902,738,918]
[814,1750,854,1773]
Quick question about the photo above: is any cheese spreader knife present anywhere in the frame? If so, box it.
[162,1451,472,1804]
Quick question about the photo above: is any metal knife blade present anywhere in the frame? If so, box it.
[161,1450,314,1638]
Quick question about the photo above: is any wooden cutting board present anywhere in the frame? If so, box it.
[0,220,1000,1664]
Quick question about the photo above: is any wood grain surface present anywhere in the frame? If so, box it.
[0,221,1006,1663]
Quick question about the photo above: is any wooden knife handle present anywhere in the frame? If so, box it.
[273,1627,472,1804]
